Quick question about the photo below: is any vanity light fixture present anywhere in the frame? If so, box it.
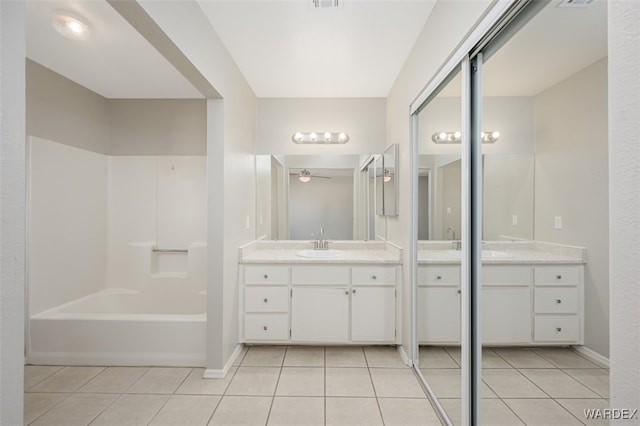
[298,169,312,183]
[52,11,90,41]
[383,169,393,182]
[292,132,349,144]
[431,131,500,144]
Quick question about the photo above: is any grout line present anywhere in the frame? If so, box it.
[24,365,64,391]
[171,367,194,394]
[25,391,74,426]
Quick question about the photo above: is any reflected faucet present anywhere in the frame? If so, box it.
[314,226,329,250]
[446,226,456,240]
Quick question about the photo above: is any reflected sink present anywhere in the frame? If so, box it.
[446,250,514,259]
[296,249,345,258]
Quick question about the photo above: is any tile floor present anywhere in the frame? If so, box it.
[419,346,610,425]
[23,345,610,426]
[24,346,442,426]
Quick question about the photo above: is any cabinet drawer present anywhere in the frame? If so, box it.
[244,314,289,341]
[291,266,350,285]
[534,266,580,286]
[535,288,579,314]
[483,266,532,287]
[534,316,580,342]
[244,266,289,285]
[352,266,396,285]
[417,266,460,286]
[245,287,289,313]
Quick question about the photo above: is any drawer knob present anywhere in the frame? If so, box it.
[345,290,349,295]
[436,275,442,280]
[263,274,268,279]
[556,327,562,333]
[353,289,357,294]
[263,326,268,331]
[556,299,562,304]
[556,275,562,280]
[372,275,377,280]
[263,298,268,303]
[457,289,461,295]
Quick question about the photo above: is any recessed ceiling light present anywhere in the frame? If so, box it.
[52,11,90,41]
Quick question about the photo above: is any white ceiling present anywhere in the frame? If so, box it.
[25,0,608,100]
[197,0,437,97]
[26,1,203,99]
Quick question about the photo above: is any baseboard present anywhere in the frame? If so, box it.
[26,351,206,367]
[573,345,610,368]
[397,344,413,367]
[203,344,244,379]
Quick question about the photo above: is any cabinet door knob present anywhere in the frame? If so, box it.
[457,289,461,295]
[556,275,562,280]
[436,275,442,280]
[263,274,268,279]
[263,326,268,331]
[344,290,349,295]
[556,299,562,304]
[263,298,268,303]
[372,275,377,280]
[556,327,562,333]
[352,289,357,294]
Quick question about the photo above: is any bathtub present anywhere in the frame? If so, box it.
[27,288,206,367]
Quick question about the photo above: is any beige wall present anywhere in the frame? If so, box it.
[609,0,640,411]
[386,0,493,358]
[109,99,206,155]
[26,59,110,154]
[534,58,609,357]
[27,60,207,156]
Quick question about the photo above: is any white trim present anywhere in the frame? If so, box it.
[203,344,244,379]
[573,346,610,368]
[409,0,518,114]
[27,351,206,367]
[397,344,412,367]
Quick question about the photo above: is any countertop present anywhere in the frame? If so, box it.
[239,240,402,264]
[417,241,586,265]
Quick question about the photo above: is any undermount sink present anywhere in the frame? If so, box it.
[446,249,514,259]
[296,249,345,258]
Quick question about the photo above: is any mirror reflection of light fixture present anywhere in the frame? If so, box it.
[431,131,500,144]
[52,11,90,41]
[291,132,349,144]
[298,169,311,183]
[383,169,393,182]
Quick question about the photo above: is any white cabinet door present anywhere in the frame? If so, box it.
[351,287,395,342]
[291,287,349,342]
[482,287,531,344]
[417,287,461,344]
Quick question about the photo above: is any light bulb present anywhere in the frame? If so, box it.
[299,176,311,183]
[324,132,332,141]
[338,132,348,142]
[491,131,500,139]
[52,12,90,41]
[309,132,317,141]
[294,132,303,142]
[438,132,447,141]
[453,131,462,140]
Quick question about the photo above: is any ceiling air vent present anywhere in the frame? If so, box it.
[557,0,594,8]
[313,0,340,8]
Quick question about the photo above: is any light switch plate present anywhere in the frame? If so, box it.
[554,216,562,229]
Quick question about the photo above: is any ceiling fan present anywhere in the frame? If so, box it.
[289,169,331,183]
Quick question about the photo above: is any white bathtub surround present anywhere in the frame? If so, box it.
[27,139,208,367]
[240,240,403,264]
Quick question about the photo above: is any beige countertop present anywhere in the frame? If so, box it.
[239,240,402,264]
[417,241,586,265]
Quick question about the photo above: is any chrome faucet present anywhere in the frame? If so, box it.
[446,226,456,240]
[314,226,329,250]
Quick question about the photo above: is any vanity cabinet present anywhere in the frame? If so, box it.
[533,265,582,343]
[240,264,399,345]
[418,263,583,346]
